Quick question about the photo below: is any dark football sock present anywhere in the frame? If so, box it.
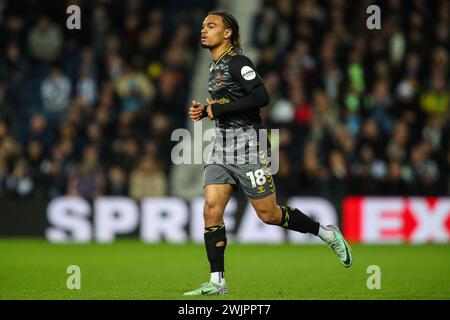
[279,206,320,235]
[204,223,227,273]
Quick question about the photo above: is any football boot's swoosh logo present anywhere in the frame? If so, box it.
[201,289,214,294]
[343,243,351,266]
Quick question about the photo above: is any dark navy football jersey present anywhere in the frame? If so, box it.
[208,46,263,130]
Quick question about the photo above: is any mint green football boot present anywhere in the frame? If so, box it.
[183,282,228,296]
[326,225,353,268]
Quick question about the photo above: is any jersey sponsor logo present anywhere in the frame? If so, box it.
[210,97,230,104]
[241,66,256,80]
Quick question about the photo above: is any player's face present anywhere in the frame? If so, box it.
[200,15,230,49]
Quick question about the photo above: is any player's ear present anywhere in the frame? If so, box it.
[224,29,232,40]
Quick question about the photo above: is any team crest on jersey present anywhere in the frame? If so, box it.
[215,71,222,86]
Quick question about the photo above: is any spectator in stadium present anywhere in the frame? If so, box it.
[112,135,141,173]
[75,67,98,107]
[327,149,349,199]
[383,161,409,196]
[272,150,298,202]
[252,7,290,53]
[25,140,44,178]
[43,141,74,198]
[5,159,34,198]
[152,69,187,129]
[114,64,155,113]
[409,143,440,195]
[129,155,167,200]
[90,5,110,56]
[0,84,15,125]
[420,74,449,117]
[67,145,104,200]
[40,66,72,122]
[0,127,21,173]
[27,15,62,62]
[0,42,29,87]
[105,165,128,196]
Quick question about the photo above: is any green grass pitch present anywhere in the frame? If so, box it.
[0,239,449,300]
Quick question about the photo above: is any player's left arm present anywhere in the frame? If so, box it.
[209,55,269,118]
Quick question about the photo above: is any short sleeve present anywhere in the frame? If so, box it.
[229,54,263,93]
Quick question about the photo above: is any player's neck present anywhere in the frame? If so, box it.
[211,43,233,62]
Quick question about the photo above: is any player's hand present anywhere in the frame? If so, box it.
[206,98,214,120]
[189,100,205,121]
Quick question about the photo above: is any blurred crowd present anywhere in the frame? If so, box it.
[0,0,212,200]
[0,0,449,202]
[253,0,449,201]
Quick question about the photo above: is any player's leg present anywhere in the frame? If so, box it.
[249,192,320,234]
[236,145,353,268]
[184,164,236,296]
[203,183,233,285]
[233,148,321,234]
[183,183,232,296]
[243,144,352,267]
[249,192,352,268]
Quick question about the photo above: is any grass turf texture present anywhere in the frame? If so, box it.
[0,239,449,300]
